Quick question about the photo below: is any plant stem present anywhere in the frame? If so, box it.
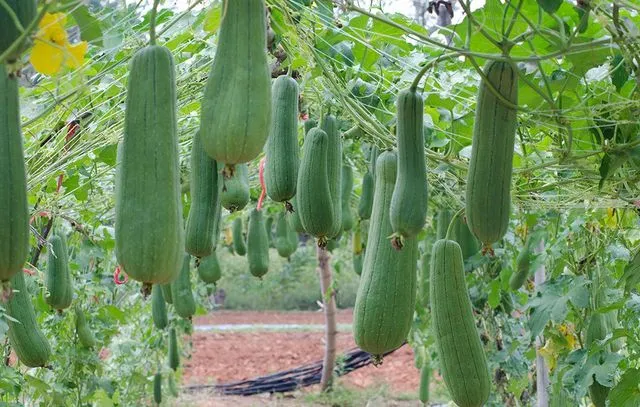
[149,0,161,46]
[444,208,464,240]
[410,52,458,91]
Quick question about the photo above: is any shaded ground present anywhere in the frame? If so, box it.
[180,310,435,406]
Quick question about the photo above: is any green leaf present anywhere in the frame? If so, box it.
[488,279,501,309]
[71,5,103,46]
[611,54,629,92]
[537,0,563,14]
[565,39,610,77]
[203,4,222,33]
[609,368,640,407]
[97,144,117,166]
[599,152,627,189]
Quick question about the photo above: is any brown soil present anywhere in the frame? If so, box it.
[193,309,354,326]
[182,310,424,406]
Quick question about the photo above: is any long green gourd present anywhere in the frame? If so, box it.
[74,304,97,348]
[45,233,73,310]
[390,88,428,248]
[304,118,317,135]
[185,132,222,258]
[353,151,418,359]
[7,271,51,367]
[200,0,271,166]
[153,373,162,405]
[232,217,247,256]
[0,1,37,61]
[171,255,196,320]
[290,195,306,233]
[321,115,342,238]
[275,212,297,258]
[168,327,179,371]
[247,208,269,278]
[0,64,29,282]
[430,239,490,407]
[265,75,300,205]
[436,209,451,240]
[221,164,250,212]
[419,363,431,405]
[466,61,518,246]
[116,45,183,287]
[341,164,354,231]
[152,284,168,330]
[357,171,374,220]
[197,252,221,285]
[296,128,334,245]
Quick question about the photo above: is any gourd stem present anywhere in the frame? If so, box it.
[409,53,457,92]
[149,0,161,45]
[444,208,464,241]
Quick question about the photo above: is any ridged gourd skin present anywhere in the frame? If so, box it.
[116,45,183,285]
[232,217,247,256]
[341,165,354,231]
[368,146,379,177]
[168,327,179,371]
[419,363,431,404]
[7,271,52,367]
[0,1,37,61]
[197,252,221,285]
[418,252,430,309]
[390,89,428,242]
[465,60,518,246]
[153,373,162,405]
[152,284,168,330]
[221,164,250,212]
[321,115,343,238]
[275,213,298,258]
[430,239,490,407]
[185,132,222,258]
[353,151,419,357]
[304,119,317,135]
[509,241,531,290]
[436,210,451,240]
[161,284,173,304]
[45,234,73,310]
[200,0,271,165]
[296,128,334,242]
[454,217,479,260]
[74,304,97,348]
[265,75,300,203]
[247,209,270,278]
[357,171,374,220]
[289,196,306,233]
[0,65,29,282]
[171,255,196,319]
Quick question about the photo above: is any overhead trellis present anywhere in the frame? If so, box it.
[14,0,640,233]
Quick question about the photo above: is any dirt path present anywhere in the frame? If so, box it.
[182,310,426,405]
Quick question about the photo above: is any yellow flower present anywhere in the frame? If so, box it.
[30,13,88,76]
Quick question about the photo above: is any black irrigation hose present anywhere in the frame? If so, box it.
[184,344,405,396]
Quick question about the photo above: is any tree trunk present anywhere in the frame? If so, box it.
[317,246,337,391]
[534,239,549,407]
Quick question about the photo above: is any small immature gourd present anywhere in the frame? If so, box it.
[75,304,97,348]
[171,255,196,320]
[232,217,247,256]
[168,327,179,371]
[341,164,355,231]
[221,164,250,212]
[200,0,272,166]
[45,233,73,310]
[247,208,270,278]
[197,252,222,285]
[152,284,168,330]
[357,171,374,220]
